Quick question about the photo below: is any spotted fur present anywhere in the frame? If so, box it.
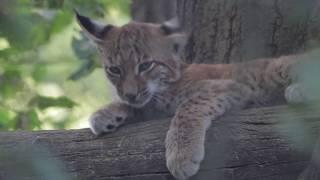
[76,12,307,180]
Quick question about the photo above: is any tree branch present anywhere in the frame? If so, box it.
[0,105,319,180]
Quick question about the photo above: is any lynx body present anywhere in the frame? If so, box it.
[76,13,306,180]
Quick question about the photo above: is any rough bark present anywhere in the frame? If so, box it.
[0,106,319,180]
[131,0,177,23]
[177,0,320,64]
[298,137,320,180]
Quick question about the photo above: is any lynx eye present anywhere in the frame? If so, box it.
[107,66,121,76]
[138,62,154,73]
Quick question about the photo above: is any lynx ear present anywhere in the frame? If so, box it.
[168,33,188,55]
[75,10,113,42]
[160,17,181,35]
[160,17,187,54]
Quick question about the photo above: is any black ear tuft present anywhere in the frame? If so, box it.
[160,24,174,35]
[75,11,95,35]
[160,17,181,35]
[75,10,114,41]
[173,43,180,53]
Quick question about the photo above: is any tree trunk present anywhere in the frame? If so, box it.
[0,106,319,180]
[177,0,320,64]
[131,0,177,23]
[176,0,320,178]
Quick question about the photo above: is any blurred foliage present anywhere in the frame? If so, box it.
[0,0,131,130]
[0,144,71,180]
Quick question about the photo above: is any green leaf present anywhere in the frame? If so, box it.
[70,33,99,80]
[0,109,15,130]
[32,64,47,82]
[26,110,41,129]
[71,33,96,60]
[29,95,78,110]
[49,10,73,34]
[0,69,24,98]
[68,60,96,81]
[47,0,64,9]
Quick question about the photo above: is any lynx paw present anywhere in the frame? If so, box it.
[285,84,307,104]
[165,128,205,180]
[89,105,129,135]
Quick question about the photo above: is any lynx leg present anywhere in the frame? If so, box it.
[165,81,250,180]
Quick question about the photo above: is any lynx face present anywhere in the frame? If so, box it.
[76,13,186,107]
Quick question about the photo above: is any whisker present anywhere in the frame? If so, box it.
[137,88,149,98]
[152,94,163,103]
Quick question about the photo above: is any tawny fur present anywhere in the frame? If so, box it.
[76,14,307,180]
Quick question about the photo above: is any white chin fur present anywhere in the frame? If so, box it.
[147,82,159,94]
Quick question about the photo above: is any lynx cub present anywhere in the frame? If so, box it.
[76,12,308,180]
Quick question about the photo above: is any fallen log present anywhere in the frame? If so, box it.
[0,105,319,180]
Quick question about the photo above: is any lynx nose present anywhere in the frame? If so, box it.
[125,93,136,103]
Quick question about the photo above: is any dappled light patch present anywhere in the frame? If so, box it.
[0,0,131,130]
